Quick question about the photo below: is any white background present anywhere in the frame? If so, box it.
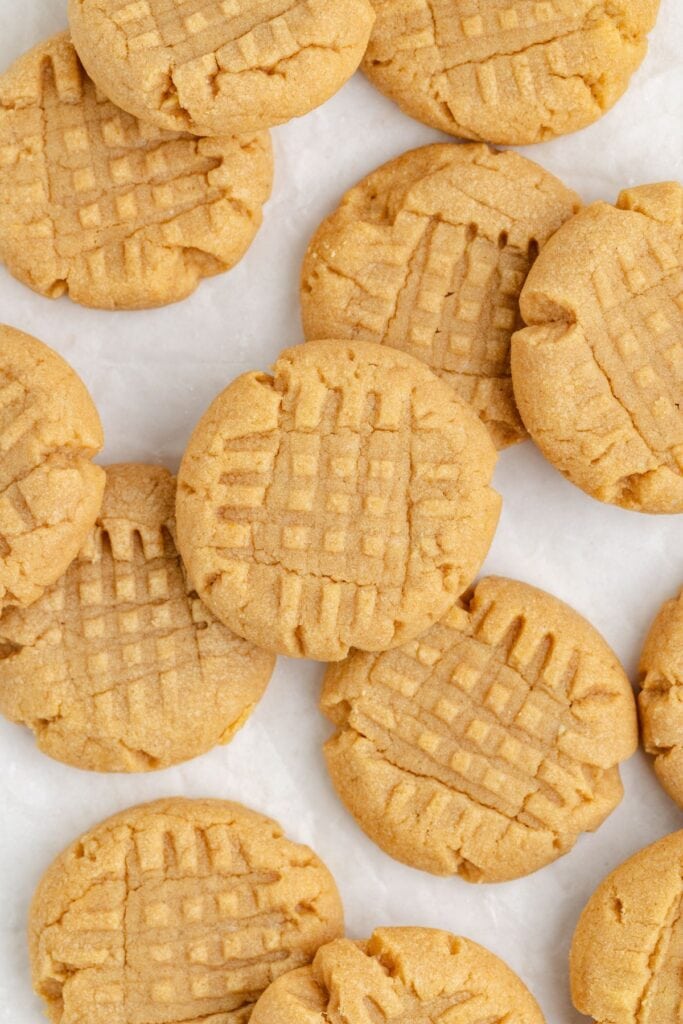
[0,3,682,1021]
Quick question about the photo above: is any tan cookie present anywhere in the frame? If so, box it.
[363,1,660,145]
[302,143,581,449]
[68,0,375,136]
[639,585,683,808]
[321,576,637,882]
[177,340,501,662]
[29,797,344,1024]
[251,927,545,1024]
[512,182,683,513]
[0,463,275,772]
[571,830,683,1024]
[0,326,104,613]
[0,33,273,310]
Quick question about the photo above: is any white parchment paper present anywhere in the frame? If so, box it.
[0,3,682,1021]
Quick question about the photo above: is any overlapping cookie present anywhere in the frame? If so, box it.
[512,182,683,513]
[177,340,501,661]
[0,464,275,772]
[302,143,581,448]
[30,798,344,1024]
[0,33,273,309]
[322,577,637,881]
[69,0,375,136]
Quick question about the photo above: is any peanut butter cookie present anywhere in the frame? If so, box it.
[0,463,275,772]
[251,927,545,1024]
[363,1,660,145]
[176,340,501,662]
[0,33,273,309]
[512,182,683,513]
[639,585,683,808]
[69,0,375,136]
[30,798,344,1024]
[0,325,104,613]
[322,577,637,882]
[571,830,683,1024]
[302,143,581,448]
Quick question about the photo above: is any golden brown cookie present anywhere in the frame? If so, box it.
[0,463,275,772]
[69,0,375,136]
[512,182,683,513]
[29,797,344,1024]
[0,326,104,613]
[639,585,683,808]
[177,340,501,662]
[363,1,660,145]
[321,576,637,882]
[0,33,273,310]
[302,143,581,449]
[571,829,683,1024]
[251,927,546,1024]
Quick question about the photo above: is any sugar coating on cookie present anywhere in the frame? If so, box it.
[512,182,683,513]
[0,463,275,772]
[0,326,104,613]
[302,144,581,449]
[251,927,546,1024]
[363,1,660,145]
[69,0,376,136]
[639,585,683,808]
[177,340,501,662]
[571,829,683,1024]
[0,33,273,310]
[321,576,637,882]
[29,798,344,1024]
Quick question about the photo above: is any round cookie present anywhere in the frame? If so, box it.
[176,340,501,662]
[512,182,683,513]
[302,143,581,449]
[68,0,376,137]
[0,33,273,310]
[0,463,275,772]
[321,576,637,882]
[639,585,683,808]
[29,798,344,1024]
[0,326,104,613]
[251,927,545,1024]
[571,830,683,1024]
[363,1,660,146]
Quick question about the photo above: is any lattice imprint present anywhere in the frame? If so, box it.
[251,928,546,1024]
[512,182,683,513]
[363,0,660,145]
[29,799,344,1024]
[0,325,105,612]
[302,143,581,448]
[639,583,683,809]
[321,576,637,882]
[176,340,501,662]
[0,33,273,309]
[68,0,376,136]
[0,463,275,772]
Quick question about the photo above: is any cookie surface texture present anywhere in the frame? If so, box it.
[512,182,683,513]
[363,1,660,145]
[0,33,273,310]
[0,463,275,772]
[29,798,344,1024]
[571,830,683,1024]
[302,143,581,448]
[250,927,546,1024]
[0,325,104,612]
[639,585,683,808]
[176,340,501,662]
[321,576,637,882]
[68,0,376,136]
